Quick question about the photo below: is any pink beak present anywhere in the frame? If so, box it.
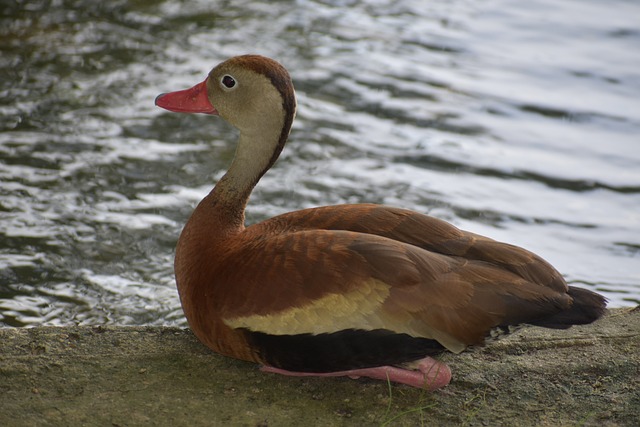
[155,79,218,115]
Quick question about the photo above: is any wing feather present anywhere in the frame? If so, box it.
[206,204,572,353]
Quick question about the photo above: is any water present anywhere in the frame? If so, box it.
[1,0,638,327]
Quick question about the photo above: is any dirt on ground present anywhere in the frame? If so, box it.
[1,307,638,426]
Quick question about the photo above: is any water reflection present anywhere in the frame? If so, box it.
[1,0,639,326]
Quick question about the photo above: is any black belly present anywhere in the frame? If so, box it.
[243,328,445,372]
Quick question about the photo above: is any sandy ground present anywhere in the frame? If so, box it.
[1,307,638,426]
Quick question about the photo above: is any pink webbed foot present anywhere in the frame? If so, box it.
[260,356,451,390]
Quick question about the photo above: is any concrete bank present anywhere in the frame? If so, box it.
[1,307,638,426]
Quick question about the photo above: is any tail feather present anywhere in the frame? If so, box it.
[530,286,607,329]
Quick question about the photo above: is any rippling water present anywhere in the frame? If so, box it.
[1,0,639,327]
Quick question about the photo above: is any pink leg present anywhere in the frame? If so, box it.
[260,356,451,390]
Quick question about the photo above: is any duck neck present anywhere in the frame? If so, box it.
[204,124,288,231]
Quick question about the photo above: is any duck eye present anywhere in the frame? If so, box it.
[221,75,236,89]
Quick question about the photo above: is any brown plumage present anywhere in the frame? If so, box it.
[155,54,607,389]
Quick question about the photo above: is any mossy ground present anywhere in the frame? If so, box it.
[1,308,638,426]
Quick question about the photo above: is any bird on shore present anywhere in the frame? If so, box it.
[155,54,607,390]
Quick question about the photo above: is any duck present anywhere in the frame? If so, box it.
[155,54,607,390]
